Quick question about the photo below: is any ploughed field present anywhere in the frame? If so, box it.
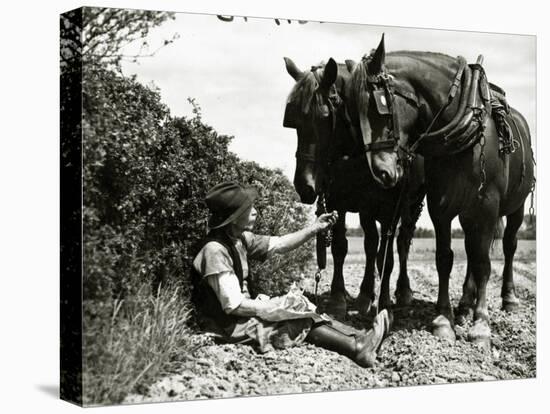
[125,238,536,403]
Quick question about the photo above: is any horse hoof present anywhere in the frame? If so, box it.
[456,305,474,326]
[355,293,373,317]
[467,320,491,350]
[395,288,414,307]
[502,295,520,313]
[432,315,456,342]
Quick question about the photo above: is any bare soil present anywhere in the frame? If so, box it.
[124,238,536,403]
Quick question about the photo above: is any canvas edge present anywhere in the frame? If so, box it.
[60,6,83,407]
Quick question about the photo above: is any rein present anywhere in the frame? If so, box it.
[377,172,408,309]
[295,150,317,163]
[308,66,336,305]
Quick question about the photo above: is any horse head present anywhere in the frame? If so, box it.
[283,57,341,204]
[346,35,420,188]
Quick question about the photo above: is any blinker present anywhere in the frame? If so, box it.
[283,102,298,128]
[372,89,391,115]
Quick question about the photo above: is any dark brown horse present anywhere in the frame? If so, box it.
[283,57,425,317]
[345,36,535,348]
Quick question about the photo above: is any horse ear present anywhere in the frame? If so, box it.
[345,59,357,73]
[320,58,338,89]
[284,57,304,81]
[368,33,386,74]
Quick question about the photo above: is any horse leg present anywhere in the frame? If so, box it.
[395,217,414,306]
[431,219,456,342]
[456,263,476,325]
[356,213,378,316]
[457,212,477,325]
[376,222,395,312]
[461,211,498,350]
[501,204,524,312]
[327,211,348,318]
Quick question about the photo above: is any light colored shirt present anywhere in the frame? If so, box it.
[193,232,280,313]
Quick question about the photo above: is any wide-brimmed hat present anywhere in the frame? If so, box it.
[205,181,258,229]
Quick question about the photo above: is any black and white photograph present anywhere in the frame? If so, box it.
[3,1,548,413]
[58,4,539,407]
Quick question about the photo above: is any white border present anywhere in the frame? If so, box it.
[1,0,546,413]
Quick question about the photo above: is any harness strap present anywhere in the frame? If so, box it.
[295,151,317,163]
[341,105,361,147]
[362,75,401,154]
[393,88,419,107]
[390,87,403,147]
[409,56,494,157]
[314,193,333,305]
[377,173,408,308]
[311,66,340,150]
[409,57,469,153]
[365,140,397,152]
[509,115,526,184]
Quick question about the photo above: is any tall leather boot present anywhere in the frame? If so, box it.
[305,309,391,368]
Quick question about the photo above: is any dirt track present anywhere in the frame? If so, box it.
[124,239,536,403]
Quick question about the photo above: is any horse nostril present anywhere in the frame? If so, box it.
[380,171,390,184]
[298,185,317,204]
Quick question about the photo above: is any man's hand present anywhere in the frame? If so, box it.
[315,211,339,232]
[269,211,339,255]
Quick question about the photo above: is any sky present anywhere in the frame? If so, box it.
[122,12,536,229]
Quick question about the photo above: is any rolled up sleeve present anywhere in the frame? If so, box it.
[206,272,245,314]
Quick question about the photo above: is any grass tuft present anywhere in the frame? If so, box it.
[83,284,197,406]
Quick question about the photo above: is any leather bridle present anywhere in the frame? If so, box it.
[285,60,420,183]
[287,67,342,172]
[358,53,420,165]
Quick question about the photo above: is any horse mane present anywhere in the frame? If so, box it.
[286,64,326,117]
[347,58,370,119]
[389,50,455,60]
[386,51,459,78]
